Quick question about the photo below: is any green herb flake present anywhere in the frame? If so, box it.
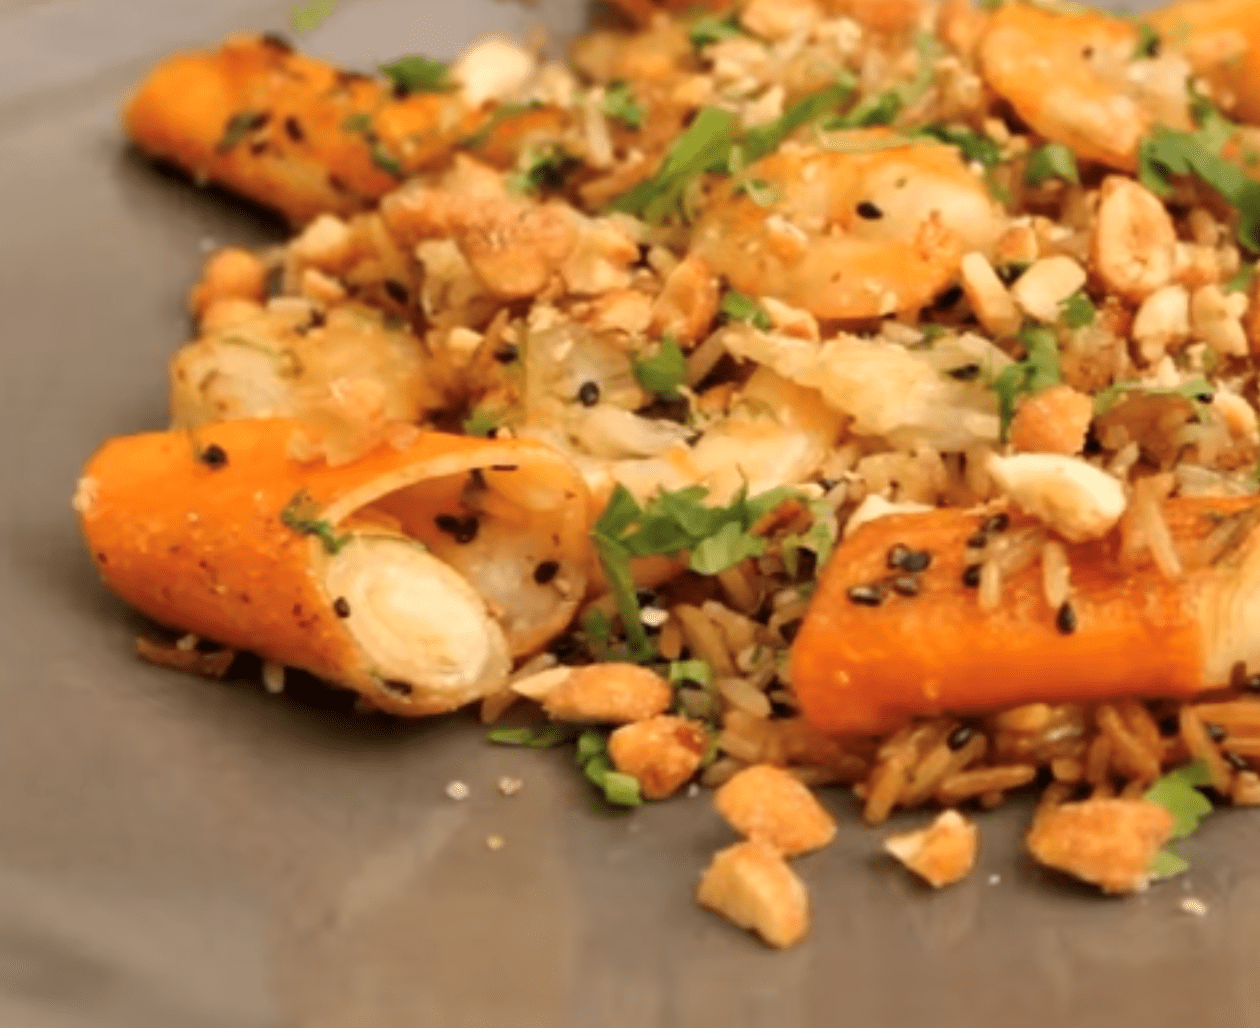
[1092,377,1214,417]
[583,752,613,788]
[280,490,347,554]
[689,519,767,574]
[719,290,772,330]
[633,336,688,401]
[1225,261,1256,295]
[511,144,580,195]
[1133,22,1161,59]
[688,11,744,48]
[489,724,572,748]
[583,608,612,649]
[380,55,454,95]
[602,81,646,130]
[459,101,544,149]
[780,499,837,578]
[576,729,608,765]
[290,0,336,34]
[1145,759,1214,840]
[609,106,739,224]
[991,324,1062,439]
[216,111,267,154]
[1149,848,1191,880]
[741,78,856,164]
[1060,291,1096,329]
[368,141,403,177]
[911,123,1003,167]
[602,771,643,806]
[830,90,903,130]
[1025,142,1080,187]
[668,659,714,689]
[462,408,498,437]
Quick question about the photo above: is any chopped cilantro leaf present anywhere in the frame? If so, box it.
[830,90,903,129]
[720,290,772,330]
[511,144,580,195]
[290,0,336,34]
[634,336,688,400]
[992,325,1062,440]
[602,81,646,129]
[1025,142,1080,187]
[781,499,837,578]
[912,124,1003,167]
[280,490,348,554]
[1092,377,1214,417]
[1149,848,1191,880]
[489,724,572,747]
[690,520,768,574]
[688,11,744,48]
[1145,759,1214,840]
[609,106,739,223]
[462,408,498,437]
[380,55,453,95]
[1060,291,1096,329]
[1133,22,1161,59]
[342,112,372,134]
[582,608,612,648]
[216,111,267,154]
[741,78,856,164]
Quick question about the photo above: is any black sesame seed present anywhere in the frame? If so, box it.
[984,512,1010,534]
[947,363,982,381]
[847,584,885,606]
[533,560,560,585]
[1158,715,1180,736]
[962,563,982,588]
[333,596,351,618]
[383,279,408,304]
[901,550,932,573]
[1056,601,1077,635]
[947,724,975,751]
[198,443,228,469]
[548,632,585,664]
[491,464,518,472]
[284,115,305,142]
[382,679,414,697]
[1207,721,1227,743]
[966,530,988,549]
[856,201,883,220]
[887,544,911,570]
[1196,391,1215,404]
[435,514,480,544]
[780,617,803,644]
[1226,751,1249,771]
[891,575,921,597]
[636,589,656,606]
[454,518,479,544]
[494,343,519,363]
[1083,427,1103,456]
[933,285,964,310]
[578,381,601,407]
[1245,674,1260,693]
[435,513,461,534]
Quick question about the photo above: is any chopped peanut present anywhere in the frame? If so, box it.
[1009,383,1094,455]
[883,809,978,888]
[539,663,672,724]
[696,839,810,948]
[1092,177,1176,302]
[740,0,822,41]
[188,247,267,319]
[608,715,708,799]
[960,252,1021,336]
[1009,255,1087,323]
[986,452,1126,542]
[1026,798,1174,894]
[714,764,838,855]
[1131,284,1190,362]
[1191,284,1248,358]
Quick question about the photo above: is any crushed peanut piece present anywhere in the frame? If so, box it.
[696,839,810,949]
[1026,798,1174,894]
[714,764,837,856]
[608,715,708,800]
[883,810,978,888]
[540,663,672,724]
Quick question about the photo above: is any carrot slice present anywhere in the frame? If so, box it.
[122,35,566,225]
[790,498,1260,737]
[75,419,590,715]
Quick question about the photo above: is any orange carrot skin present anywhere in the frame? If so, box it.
[76,420,567,713]
[791,499,1257,738]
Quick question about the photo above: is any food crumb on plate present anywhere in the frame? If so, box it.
[486,834,505,851]
[1179,897,1208,917]
[498,776,523,796]
[445,780,470,801]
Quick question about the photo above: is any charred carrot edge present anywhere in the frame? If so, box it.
[76,419,590,714]
[123,35,491,224]
[790,498,1260,738]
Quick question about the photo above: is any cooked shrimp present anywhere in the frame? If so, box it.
[978,2,1192,171]
[692,137,1003,320]
[1151,0,1260,123]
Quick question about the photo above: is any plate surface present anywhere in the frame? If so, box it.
[5,2,1260,1026]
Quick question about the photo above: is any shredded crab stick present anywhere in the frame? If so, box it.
[123,34,565,225]
[978,2,1193,171]
[74,420,590,714]
[791,498,1260,737]
[692,136,1002,319]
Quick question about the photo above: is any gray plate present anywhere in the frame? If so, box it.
[5,1,1260,1026]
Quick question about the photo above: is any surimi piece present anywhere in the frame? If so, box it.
[123,34,566,225]
[790,499,1260,737]
[75,419,590,715]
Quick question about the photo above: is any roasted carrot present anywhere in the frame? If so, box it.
[75,420,590,714]
[123,34,568,225]
[790,498,1260,737]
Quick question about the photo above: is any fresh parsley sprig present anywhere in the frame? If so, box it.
[1145,759,1214,879]
[380,55,454,95]
[991,325,1062,440]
